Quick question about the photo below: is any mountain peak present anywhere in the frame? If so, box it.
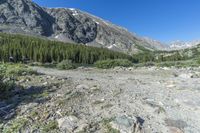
[0,0,165,53]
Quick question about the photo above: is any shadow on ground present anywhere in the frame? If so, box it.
[0,84,55,121]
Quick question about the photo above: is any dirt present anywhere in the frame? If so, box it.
[1,66,200,133]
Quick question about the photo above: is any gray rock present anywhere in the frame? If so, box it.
[110,115,144,133]
[178,73,193,78]
[57,115,79,132]
[76,84,89,90]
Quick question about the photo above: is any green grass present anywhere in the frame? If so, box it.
[0,63,38,99]
[0,63,38,76]
[42,121,58,132]
[2,118,29,133]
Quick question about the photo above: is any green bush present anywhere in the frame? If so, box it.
[94,59,133,69]
[0,65,15,99]
[42,121,58,132]
[0,63,37,99]
[6,65,38,76]
[57,60,76,70]
[197,58,200,65]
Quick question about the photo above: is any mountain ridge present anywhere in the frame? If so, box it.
[0,0,166,53]
[169,40,200,50]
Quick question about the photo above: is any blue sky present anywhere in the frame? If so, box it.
[33,0,200,43]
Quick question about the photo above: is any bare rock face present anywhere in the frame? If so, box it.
[45,8,97,44]
[0,0,55,36]
[0,0,165,53]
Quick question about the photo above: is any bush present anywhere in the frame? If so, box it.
[94,59,133,69]
[6,65,38,76]
[42,121,58,132]
[0,63,37,99]
[56,60,76,70]
[197,58,200,65]
[0,65,15,99]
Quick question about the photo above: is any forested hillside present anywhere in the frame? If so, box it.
[0,33,132,64]
[133,44,200,63]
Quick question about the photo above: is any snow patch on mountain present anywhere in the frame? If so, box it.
[107,44,118,49]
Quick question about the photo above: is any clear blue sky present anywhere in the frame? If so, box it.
[33,0,200,43]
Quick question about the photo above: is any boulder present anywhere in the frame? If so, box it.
[57,116,79,132]
[110,115,144,133]
[178,73,193,79]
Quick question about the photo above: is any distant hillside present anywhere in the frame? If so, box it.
[132,42,200,67]
[169,40,200,50]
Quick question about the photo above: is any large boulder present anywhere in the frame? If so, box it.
[110,115,144,133]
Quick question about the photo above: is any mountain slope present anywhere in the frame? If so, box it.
[169,40,200,50]
[0,0,165,53]
[0,0,55,36]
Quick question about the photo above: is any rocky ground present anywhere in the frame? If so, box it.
[0,66,200,133]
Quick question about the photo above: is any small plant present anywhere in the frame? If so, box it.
[0,63,37,99]
[197,58,200,65]
[0,64,15,99]
[2,118,28,133]
[57,60,76,70]
[0,80,15,99]
[6,64,38,76]
[94,59,132,69]
[102,118,120,133]
[42,121,58,132]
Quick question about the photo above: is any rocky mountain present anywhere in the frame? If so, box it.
[0,0,165,53]
[169,40,200,50]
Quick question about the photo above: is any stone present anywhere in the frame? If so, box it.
[90,86,100,91]
[76,84,89,90]
[18,79,26,83]
[167,84,176,88]
[169,127,184,133]
[74,123,88,133]
[43,82,48,85]
[165,119,188,130]
[110,115,144,133]
[178,73,193,79]
[57,116,79,132]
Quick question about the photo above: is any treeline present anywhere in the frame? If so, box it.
[0,33,132,64]
[132,51,189,63]
[132,44,190,63]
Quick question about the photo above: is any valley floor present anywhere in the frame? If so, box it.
[1,66,200,133]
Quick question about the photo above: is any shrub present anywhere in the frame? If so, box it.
[6,66,38,76]
[2,118,28,133]
[0,63,38,76]
[197,58,200,65]
[94,59,132,69]
[0,63,36,99]
[0,66,15,99]
[42,121,58,132]
[57,60,76,70]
